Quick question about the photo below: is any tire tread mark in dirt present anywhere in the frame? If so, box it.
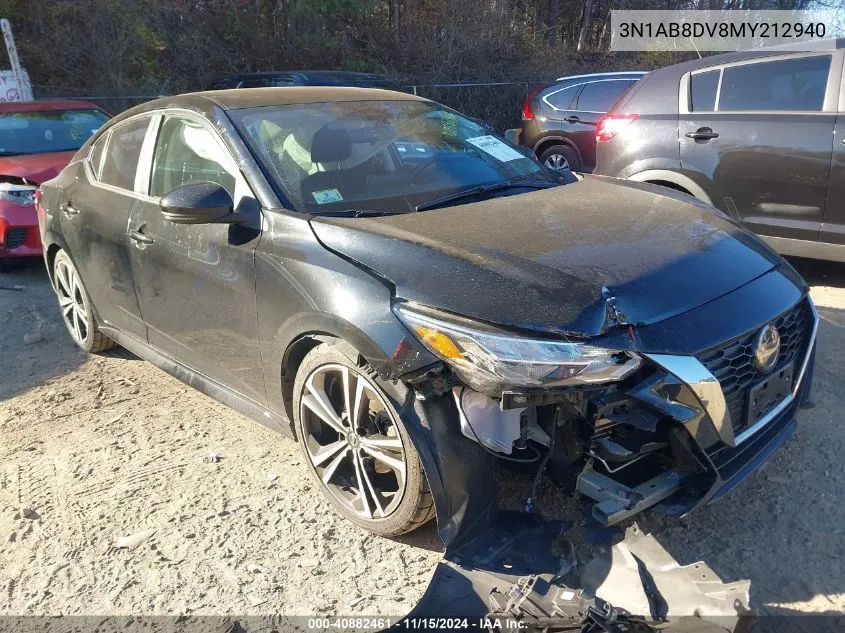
[75,463,189,499]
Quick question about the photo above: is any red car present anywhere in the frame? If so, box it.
[0,100,109,269]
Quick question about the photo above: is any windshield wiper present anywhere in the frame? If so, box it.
[415,180,557,212]
[311,209,405,218]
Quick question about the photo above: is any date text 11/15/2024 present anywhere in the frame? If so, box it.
[307,617,529,630]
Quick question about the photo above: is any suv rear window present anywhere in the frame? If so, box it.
[690,70,720,112]
[719,55,831,112]
[575,80,632,112]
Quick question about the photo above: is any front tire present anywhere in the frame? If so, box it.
[53,250,116,353]
[293,343,435,536]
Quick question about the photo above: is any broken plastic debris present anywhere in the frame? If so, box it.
[114,529,155,551]
[766,475,790,484]
[245,563,264,574]
[203,452,220,463]
[348,595,365,607]
[23,331,43,345]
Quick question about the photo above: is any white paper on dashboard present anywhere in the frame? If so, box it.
[466,135,525,162]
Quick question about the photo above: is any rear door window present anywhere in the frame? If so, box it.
[100,117,150,191]
[719,55,831,112]
[543,85,579,110]
[574,80,632,112]
[690,69,720,112]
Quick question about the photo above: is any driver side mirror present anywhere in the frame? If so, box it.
[160,182,237,224]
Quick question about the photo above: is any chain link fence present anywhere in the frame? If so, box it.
[34,81,540,132]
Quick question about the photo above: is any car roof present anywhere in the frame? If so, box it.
[213,70,391,79]
[0,99,105,114]
[646,37,845,78]
[121,87,426,117]
[554,71,647,81]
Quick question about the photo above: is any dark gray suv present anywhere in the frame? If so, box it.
[595,43,845,263]
[511,71,645,172]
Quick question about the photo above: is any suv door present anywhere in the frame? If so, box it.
[679,52,841,243]
[57,116,151,340]
[820,69,845,251]
[127,112,267,404]
[567,78,636,169]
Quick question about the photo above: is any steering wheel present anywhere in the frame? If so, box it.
[407,156,443,186]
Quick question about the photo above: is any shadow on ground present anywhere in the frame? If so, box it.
[787,256,845,289]
[0,260,88,402]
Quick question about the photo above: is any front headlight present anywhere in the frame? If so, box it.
[394,303,640,394]
[0,182,36,206]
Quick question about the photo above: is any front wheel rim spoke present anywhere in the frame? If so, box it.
[360,436,403,449]
[310,439,347,467]
[356,453,384,517]
[72,309,83,341]
[361,445,406,478]
[351,451,373,519]
[76,306,88,328]
[303,385,346,434]
[350,376,366,429]
[320,448,348,485]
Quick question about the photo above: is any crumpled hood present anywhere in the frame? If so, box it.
[309,176,784,337]
[0,151,76,185]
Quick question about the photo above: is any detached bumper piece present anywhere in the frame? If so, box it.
[404,513,752,633]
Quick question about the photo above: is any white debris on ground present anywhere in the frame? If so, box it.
[1,259,845,616]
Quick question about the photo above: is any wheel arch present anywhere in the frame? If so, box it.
[277,312,434,436]
[628,170,714,205]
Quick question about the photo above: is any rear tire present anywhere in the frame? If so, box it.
[293,343,435,536]
[540,144,581,172]
[52,250,116,353]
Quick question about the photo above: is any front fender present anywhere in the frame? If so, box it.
[254,210,437,419]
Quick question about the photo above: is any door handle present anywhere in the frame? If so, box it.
[563,115,580,124]
[129,230,154,246]
[685,128,719,140]
[61,203,79,217]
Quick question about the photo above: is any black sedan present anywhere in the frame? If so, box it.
[37,88,816,548]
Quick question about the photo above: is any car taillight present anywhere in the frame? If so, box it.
[595,113,639,143]
[521,83,550,122]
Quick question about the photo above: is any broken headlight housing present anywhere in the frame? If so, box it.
[395,303,641,394]
[0,182,37,206]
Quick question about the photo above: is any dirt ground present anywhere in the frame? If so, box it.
[1,257,844,618]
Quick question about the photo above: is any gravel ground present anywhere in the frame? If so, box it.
[1,257,844,617]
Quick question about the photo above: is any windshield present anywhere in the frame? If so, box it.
[0,108,110,156]
[229,100,560,213]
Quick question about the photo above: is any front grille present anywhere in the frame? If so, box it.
[697,299,813,436]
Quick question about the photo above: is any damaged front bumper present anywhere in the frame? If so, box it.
[433,297,818,529]
[396,296,816,631]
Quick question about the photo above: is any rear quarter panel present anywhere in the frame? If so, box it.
[594,71,681,178]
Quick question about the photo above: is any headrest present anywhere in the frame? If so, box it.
[310,124,352,164]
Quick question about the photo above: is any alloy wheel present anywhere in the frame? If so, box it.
[544,153,570,171]
[55,258,90,346]
[299,363,407,520]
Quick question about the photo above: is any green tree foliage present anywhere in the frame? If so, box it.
[0,0,823,118]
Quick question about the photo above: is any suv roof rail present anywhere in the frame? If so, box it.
[554,71,647,81]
